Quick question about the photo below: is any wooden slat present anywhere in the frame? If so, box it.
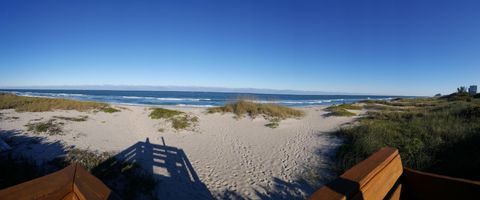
[402,168,480,199]
[0,164,75,200]
[385,184,402,200]
[358,154,402,199]
[309,147,403,200]
[73,163,118,200]
[341,147,400,187]
[62,192,80,200]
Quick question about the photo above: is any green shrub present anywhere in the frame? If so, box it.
[334,97,480,180]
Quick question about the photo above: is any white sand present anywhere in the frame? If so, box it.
[0,105,359,199]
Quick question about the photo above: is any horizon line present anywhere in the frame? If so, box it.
[0,85,410,97]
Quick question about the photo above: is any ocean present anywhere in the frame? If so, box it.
[0,89,405,107]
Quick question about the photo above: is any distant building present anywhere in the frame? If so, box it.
[469,85,477,95]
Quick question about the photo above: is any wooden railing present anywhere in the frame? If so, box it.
[308,147,480,200]
[0,163,119,200]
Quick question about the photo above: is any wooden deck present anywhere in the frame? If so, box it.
[0,163,119,200]
[308,147,480,200]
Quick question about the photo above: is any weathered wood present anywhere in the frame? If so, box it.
[402,168,480,199]
[0,164,75,200]
[0,163,119,200]
[62,192,80,200]
[308,147,403,200]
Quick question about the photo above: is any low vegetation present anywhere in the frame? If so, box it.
[53,115,88,122]
[326,108,356,117]
[207,100,304,128]
[101,107,121,113]
[334,94,480,180]
[0,93,119,113]
[325,104,361,117]
[149,108,198,131]
[329,103,362,110]
[264,117,280,128]
[149,107,183,119]
[25,119,64,135]
[171,115,198,130]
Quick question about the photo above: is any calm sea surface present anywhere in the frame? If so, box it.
[0,89,407,107]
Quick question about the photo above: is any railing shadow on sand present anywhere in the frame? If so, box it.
[94,137,214,200]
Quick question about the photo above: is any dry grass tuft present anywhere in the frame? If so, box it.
[208,100,304,129]
[149,108,198,131]
[53,115,88,122]
[208,100,304,119]
[325,103,362,117]
[25,119,64,135]
[149,107,184,119]
[0,93,119,113]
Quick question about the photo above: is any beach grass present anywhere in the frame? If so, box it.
[208,100,304,128]
[325,103,362,117]
[327,108,356,117]
[0,93,119,113]
[264,118,280,129]
[101,107,121,113]
[149,107,184,119]
[149,108,198,131]
[334,96,480,180]
[328,103,362,110]
[207,100,305,119]
[53,115,88,122]
[25,119,64,136]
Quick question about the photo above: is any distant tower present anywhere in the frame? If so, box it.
[469,85,477,95]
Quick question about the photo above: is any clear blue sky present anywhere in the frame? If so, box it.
[1,0,479,96]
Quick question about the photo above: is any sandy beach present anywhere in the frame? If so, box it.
[0,104,360,199]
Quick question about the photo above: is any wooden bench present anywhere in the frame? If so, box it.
[308,147,480,200]
[0,163,119,200]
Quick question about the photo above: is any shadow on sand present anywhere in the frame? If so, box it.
[0,129,213,200]
[0,129,67,189]
[1,129,338,200]
[96,137,214,200]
